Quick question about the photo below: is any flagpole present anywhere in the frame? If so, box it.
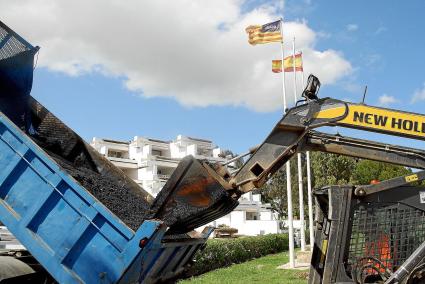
[300,51,315,251]
[280,18,295,269]
[306,151,314,250]
[293,38,306,252]
[280,21,288,113]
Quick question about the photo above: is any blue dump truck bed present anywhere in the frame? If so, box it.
[0,111,213,283]
[0,20,231,283]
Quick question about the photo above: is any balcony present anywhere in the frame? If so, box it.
[107,157,138,169]
[157,174,170,180]
[142,156,179,168]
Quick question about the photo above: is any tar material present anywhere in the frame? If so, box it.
[28,98,152,231]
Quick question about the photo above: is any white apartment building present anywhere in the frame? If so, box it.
[90,135,281,236]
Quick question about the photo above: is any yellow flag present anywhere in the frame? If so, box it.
[272,54,303,73]
[246,20,282,45]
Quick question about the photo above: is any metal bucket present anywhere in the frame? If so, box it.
[148,156,239,234]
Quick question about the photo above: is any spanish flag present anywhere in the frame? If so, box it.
[245,20,282,45]
[272,53,303,73]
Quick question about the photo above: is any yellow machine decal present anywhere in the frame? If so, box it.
[314,106,346,119]
[319,239,328,265]
[317,105,425,138]
[405,174,419,183]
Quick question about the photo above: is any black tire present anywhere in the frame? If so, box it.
[0,256,34,280]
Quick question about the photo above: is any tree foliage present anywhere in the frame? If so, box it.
[351,159,412,185]
[260,154,308,219]
[310,152,356,188]
[259,151,414,220]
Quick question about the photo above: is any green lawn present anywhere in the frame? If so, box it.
[180,252,308,284]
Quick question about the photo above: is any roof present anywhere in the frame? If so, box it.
[102,139,129,145]
[187,136,212,143]
[147,138,171,144]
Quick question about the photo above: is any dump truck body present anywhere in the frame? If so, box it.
[0,110,158,283]
[0,111,212,283]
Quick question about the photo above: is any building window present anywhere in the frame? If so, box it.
[108,150,124,158]
[246,212,259,220]
[152,149,162,156]
[197,148,210,156]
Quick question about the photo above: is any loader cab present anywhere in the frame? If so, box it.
[309,184,425,284]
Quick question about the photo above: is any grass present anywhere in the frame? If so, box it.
[180,252,308,284]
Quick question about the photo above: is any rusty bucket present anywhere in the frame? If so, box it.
[148,156,239,234]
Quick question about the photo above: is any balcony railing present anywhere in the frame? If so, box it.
[107,157,138,168]
[157,174,170,180]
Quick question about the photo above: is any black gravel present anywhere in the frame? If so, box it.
[27,98,152,231]
[52,154,150,231]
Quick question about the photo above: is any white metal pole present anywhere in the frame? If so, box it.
[306,151,314,251]
[301,56,305,87]
[280,21,288,112]
[300,53,315,251]
[297,154,305,251]
[280,19,295,268]
[293,38,306,252]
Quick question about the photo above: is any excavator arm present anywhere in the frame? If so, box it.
[145,75,425,233]
[304,130,425,170]
[231,97,425,193]
[212,76,425,284]
[222,92,425,283]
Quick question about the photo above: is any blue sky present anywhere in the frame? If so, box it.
[4,0,425,154]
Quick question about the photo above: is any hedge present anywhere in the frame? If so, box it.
[185,233,289,277]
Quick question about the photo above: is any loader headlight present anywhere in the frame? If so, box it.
[302,74,321,101]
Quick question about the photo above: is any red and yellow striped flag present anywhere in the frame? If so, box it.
[245,20,282,45]
[272,53,303,73]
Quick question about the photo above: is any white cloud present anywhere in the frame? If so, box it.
[378,94,398,106]
[411,83,425,103]
[346,24,358,32]
[0,0,352,112]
